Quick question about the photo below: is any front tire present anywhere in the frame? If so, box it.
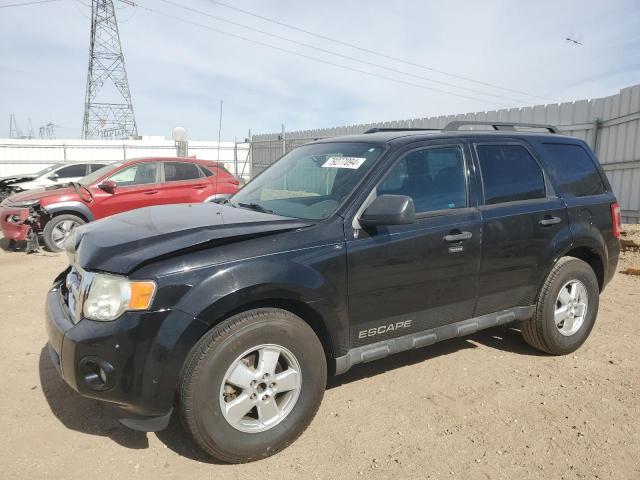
[522,257,599,355]
[179,308,327,463]
[43,214,85,252]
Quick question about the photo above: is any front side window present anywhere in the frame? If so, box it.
[377,146,467,213]
[230,142,384,220]
[542,143,606,197]
[56,164,88,179]
[163,162,202,182]
[477,144,545,205]
[109,163,158,187]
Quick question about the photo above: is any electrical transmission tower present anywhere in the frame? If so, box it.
[9,114,21,139]
[82,0,138,140]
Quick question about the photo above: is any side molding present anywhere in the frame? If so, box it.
[334,306,534,375]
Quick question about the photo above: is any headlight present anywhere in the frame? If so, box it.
[10,199,39,208]
[83,273,156,321]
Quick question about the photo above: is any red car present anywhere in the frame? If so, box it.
[0,157,239,251]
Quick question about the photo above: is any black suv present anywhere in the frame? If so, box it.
[46,121,621,462]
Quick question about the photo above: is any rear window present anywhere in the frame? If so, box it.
[476,144,546,205]
[542,143,606,197]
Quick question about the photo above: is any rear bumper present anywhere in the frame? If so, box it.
[0,206,29,241]
[45,280,202,431]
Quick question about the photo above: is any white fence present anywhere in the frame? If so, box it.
[0,138,252,181]
[253,84,640,223]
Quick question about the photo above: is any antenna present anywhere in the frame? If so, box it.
[82,0,138,139]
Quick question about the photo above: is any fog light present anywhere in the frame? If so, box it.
[78,357,115,391]
[7,215,21,223]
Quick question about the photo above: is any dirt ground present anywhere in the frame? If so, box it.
[1,227,639,480]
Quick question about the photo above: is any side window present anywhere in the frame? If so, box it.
[109,163,158,186]
[199,165,214,177]
[542,143,606,197]
[476,144,545,205]
[88,163,107,173]
[163,162,202,182]
[56,164,88,179]
[377,146,467,213]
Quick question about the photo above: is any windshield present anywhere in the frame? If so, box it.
[230,142,384,220]
[33,164,64,177]
[79,163,122,186]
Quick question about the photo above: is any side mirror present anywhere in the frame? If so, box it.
[359,194,415,228]
[48,173,60,181]
[98,180,117,194]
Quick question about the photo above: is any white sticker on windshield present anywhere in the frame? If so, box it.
[322,156,367,169]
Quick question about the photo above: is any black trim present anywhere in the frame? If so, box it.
[334,306,534,374]
[444,121,559,134]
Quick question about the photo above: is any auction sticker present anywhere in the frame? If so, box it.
[322,156,367,169]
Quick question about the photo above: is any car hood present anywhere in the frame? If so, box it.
[74,203,313,274]
[5,185,76,203]
[0,174,36,186]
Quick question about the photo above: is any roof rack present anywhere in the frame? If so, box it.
[363,127,440,134]
[443,121,559,134]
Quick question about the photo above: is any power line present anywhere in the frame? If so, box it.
[157,0,528,105]
[121,1,510,107]
[202,0,557,103]
[0,0,60,8]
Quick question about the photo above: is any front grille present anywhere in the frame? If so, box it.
[65,264,94,324]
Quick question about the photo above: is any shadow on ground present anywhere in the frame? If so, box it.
[38,324,545,461]
[0,238,19,251]
[38,346,149,450]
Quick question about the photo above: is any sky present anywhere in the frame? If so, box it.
[1,0,639,141]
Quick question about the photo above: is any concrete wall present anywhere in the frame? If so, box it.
[0,138,252,181]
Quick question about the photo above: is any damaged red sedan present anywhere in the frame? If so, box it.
[0,157,239,251]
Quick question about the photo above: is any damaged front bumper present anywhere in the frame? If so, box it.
[0,205,30,241]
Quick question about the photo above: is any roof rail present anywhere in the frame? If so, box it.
[363,127,440,134]
[443,121,559,134]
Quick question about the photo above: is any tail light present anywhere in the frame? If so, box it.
[610,202,621,238]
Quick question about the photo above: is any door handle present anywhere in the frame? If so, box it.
[143,190,159,195]
[192,184,207,189]
[443,231,473,242]
[539,216,562,226]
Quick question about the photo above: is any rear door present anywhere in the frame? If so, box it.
[91,162,161,218]
[345,142,482,347]
[159,161,212,204]
[473,141,571,316]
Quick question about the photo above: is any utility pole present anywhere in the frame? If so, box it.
[82,0,138,140]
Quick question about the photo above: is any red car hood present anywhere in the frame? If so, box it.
[5,186,79,205]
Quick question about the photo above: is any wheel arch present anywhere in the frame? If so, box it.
[559,245,605,291]
[43,201,94,223]
[198,296,337,366]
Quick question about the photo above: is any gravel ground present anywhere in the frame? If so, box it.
[0,226,639,480]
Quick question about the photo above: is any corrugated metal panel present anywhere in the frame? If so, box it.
[253,83,640,222]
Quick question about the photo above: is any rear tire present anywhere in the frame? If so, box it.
[522,257,599,355]
[179,308,327,463]
[42,214,84,252]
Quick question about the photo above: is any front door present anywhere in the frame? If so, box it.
[346,143,481,348]
[91,162,161,219]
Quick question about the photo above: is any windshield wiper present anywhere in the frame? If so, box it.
[237,202,277,215]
